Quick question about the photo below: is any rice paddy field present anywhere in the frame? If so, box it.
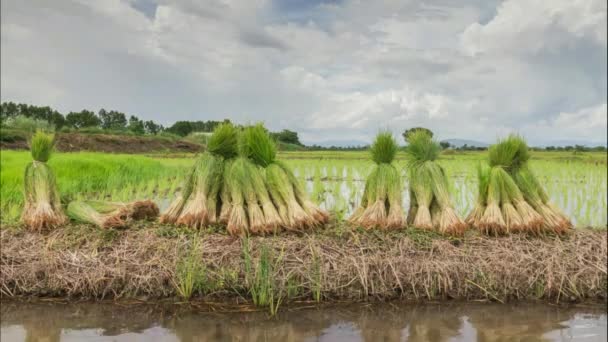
[1,149,606,228]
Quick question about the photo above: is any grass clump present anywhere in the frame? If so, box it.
[467,135,571,235]
[349,131,405,229]
[20,130,67,230]
[405,131,465,235]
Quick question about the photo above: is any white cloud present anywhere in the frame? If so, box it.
[460,0,607,56]
[1,0,606,144]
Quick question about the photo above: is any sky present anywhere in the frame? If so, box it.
[1,0,606,145]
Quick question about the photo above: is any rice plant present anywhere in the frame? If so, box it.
[405,131,465,235]
[20,130,67,230]
[467,135,572,235]
[348,132,405,229]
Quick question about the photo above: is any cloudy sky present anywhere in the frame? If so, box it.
[1,0,606,145]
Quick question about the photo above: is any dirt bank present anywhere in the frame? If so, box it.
[1,225,606,304]
[0,132,201,154]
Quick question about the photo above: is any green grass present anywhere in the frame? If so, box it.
[1,149,606,228]
[1,150,193,222]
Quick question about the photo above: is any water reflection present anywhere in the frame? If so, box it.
[1,302,606,341]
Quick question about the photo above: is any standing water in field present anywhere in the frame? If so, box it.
[1,301,605,341]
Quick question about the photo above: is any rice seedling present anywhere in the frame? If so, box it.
[67,199,159,229]
[20,130,67,230]
[87,199,159,221]
[160,123,238,228]
[468,135,571,235]
[66,201,127,229]
[405,131,466,235]
[224,124,328,235]
[348,132,405,229]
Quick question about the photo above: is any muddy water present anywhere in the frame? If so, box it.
[1,301,606,341]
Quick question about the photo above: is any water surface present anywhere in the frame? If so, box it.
[1,301,606,341]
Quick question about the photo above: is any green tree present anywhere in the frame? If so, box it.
[128,115,145,134]
[66,110,101,129]
[439,141,451,149]
[144,120,162,134]
[271,129,302,145]
[167,121,193,136]
[99,109,127,130]
[403,127,433,142]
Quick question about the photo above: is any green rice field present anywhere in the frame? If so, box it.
[1,150,606,228]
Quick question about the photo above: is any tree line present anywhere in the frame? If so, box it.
[0,102,303,145]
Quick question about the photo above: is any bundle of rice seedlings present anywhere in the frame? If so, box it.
[234,124,328,234]
[405,131,465,235]
[514,166,571,234]
[160,123,238,227]
[225,157,274,235]
[66,201,127,229]
[86,200,159,221]
[465,164,490,227]
[469,135,569,235]
[20,130,67,231]
[348,132,405,229]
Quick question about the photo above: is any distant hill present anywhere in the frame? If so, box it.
[442,139,489,148]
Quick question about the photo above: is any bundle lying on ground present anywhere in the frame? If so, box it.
[224,124,328,235]
[159,123,238,227]
[67,200,159,229]
[348,132,405,229]
[405,131,465,235]
[466,135,571,235]
[21,130,67,231]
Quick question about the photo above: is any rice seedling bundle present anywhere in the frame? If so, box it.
[20,130,67,230]
[467,135,571,235]
[348,132,405,229]
[160,123,238,227]
[405,131,465,235]
[67,199,159,229]
[224,124,328,235]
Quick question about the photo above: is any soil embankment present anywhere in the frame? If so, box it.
[0,132,201,154]
[1,225,605,303]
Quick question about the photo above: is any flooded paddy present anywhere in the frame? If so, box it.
[1,301,606,341]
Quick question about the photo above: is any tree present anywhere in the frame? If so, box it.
[271,129,302,145]
[128,115,145,134]
[439,141,451,149]
[167,121,193,136]
[144,120,162,134]
[99,109,127,130]
[66,110,101,129]
[403,127,433,142]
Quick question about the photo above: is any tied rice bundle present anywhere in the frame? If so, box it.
[233,124,328,235]
[468,135,570,235]
[67,201,127,229]
[405,131,465,235]
[21,130,67,231]
[160,123,238,228]
[66,200,159,229]
[86,200,159,221]
[348,132,405,229]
